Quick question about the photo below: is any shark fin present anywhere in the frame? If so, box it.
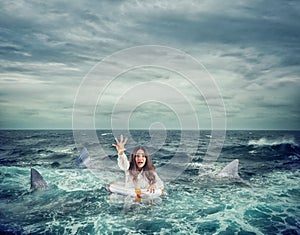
[75,147,90,168]
[30,168,50,191]
[217,159,240,178]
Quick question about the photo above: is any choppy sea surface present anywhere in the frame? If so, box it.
[0,130,299,235]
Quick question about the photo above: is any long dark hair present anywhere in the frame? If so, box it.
[129,146,156,185]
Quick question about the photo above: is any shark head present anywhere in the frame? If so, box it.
[30,168,50,191]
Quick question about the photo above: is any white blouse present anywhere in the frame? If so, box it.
[117,153,164,189]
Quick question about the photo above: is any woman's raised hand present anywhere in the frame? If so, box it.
[112,134,128,156]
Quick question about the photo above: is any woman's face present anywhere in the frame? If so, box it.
[135,149,146,170]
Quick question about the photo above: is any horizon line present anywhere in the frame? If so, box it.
[0,128,299,131]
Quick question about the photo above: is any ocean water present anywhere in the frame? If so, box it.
[0,130,299,235]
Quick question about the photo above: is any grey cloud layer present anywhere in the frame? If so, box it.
[0,0,299,129]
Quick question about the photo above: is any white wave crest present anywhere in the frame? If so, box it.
[248,136,297,147]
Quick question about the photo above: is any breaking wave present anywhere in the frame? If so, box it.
[248,137,298,147]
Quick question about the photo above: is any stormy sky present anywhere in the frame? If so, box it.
[1,0,299,130]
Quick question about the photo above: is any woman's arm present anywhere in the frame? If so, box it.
[113,135,129,171]
[154,172,164,189]
[147,172,164,193]
[117,152,130,171]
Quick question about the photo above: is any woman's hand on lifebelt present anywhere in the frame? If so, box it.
[112,134,128,155]
[147,184,156,193]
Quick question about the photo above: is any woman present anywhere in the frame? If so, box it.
[112,135,164,193]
